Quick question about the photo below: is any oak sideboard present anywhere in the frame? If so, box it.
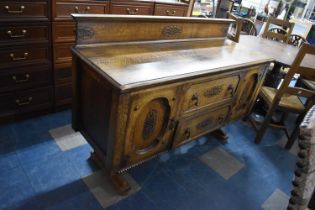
[71,14,273,194]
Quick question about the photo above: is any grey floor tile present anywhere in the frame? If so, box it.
[83,170,140,209]
[262,188,289,210]
[199,147,244,180]
[49,124,87,151]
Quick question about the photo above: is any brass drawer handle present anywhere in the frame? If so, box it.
[191,93,199,106]
[74,6,79,13]
[126,8,139,15]
[4,5,25,14]
[12,74,30,83]
[74,6,90,13]
[166,10,176,16]
[16,97,32,106]
[10,52,28,61]
[7,29,27,38]
[184,128,191,139]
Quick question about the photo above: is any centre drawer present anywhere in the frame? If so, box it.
[110,2,154,15]
[182,75,239,112]
[154,4,188,17]
[54,2,109,20]
[173,106,230,148]
[0,45,50,69]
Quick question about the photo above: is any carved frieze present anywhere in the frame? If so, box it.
[143,109,158,140]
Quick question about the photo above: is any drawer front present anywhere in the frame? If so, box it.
[53,43,73,64]
[52,22,75,43]
[0,65,52,93]
[55,83,72,107]
[173,106,230,148]
[154,4,187,17]
[183,75,239,112]
[54,2,108,20]
[110,3,153,15]
[0,46,50,69]
[0,86,53,119]
[0,23,50,46]
[54,62,72,84]
[0,2,49,21]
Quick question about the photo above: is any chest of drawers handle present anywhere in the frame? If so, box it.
[126,8,139,15]
[12,74,30,83]
[191,94,199,106]
[227,85,234,96]
[7,29,27,38]
[16,97,32,106]
[10,52,29,61]
[4,5,25,14]
[74,6,91,13]
[166,10,176,16]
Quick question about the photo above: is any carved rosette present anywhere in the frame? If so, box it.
[77,27,95,40]
[161,25,182,37]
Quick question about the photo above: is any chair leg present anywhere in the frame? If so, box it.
[255,104,278,144]
[285,113,306,149]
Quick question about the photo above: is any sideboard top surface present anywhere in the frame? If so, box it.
[73,39,273,90]
[72,15,273,91]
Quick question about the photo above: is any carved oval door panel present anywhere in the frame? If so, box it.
[123,86,178,166]
[230,67,264,120]
[132,98,170,152]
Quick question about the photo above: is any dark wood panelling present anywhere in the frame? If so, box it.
[52,22,75,43]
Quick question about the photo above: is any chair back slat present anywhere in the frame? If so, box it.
[275,43,315,102]
[285,87,315,98]
[227,12,241,42]
[262,17,294,43]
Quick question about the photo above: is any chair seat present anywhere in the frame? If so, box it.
[302,79,315,90]
[260,86,305,112]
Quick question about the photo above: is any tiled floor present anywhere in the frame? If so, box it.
[0,110,297,210]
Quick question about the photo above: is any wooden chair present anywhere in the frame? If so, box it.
[250,43,315,149]
[227,12,242,42]
[289,34,308,48]
[262,17,295,43]
[240,18,257,36]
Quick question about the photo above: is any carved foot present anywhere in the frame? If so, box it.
[90,152,131,196]
[111,174,131,196]
[212,128,229,143]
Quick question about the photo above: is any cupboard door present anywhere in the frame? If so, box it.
[230,66,265,120]
[123,86,178,166]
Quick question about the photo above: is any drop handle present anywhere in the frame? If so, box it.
[12,74,30,83]
[10,52,28,61]
[166,10,176,16]
[7,29,27,38]
[191,94,199,106]
[227,85,234,96]
[74,6,90,13]
[16,97,32,106]
[168,119,176,130]
[126,8,139,15]
[184,128,191,139]
[4,5,25,14]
